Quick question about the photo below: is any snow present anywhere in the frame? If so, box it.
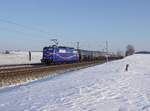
[0,51,42,65]
[0,54,150,111]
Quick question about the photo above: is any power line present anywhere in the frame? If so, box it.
[0,17,58,37]
[0,27,48,40]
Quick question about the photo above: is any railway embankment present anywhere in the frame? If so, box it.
[0,57,122,87]
[0,61,103,87]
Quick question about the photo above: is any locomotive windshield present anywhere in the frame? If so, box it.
[48,47,53,50]
[43,47,53,51]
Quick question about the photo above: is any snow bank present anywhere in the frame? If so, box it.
[0,54,150,111]
[0,51,42,65]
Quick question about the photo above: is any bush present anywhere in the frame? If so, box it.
[125,45,135,56]
[5,50,10,54]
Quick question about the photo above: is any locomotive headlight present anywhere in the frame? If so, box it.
[48,52,52,56]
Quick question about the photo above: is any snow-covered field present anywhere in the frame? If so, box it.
[0,51,42,65]
[0,54,150,111]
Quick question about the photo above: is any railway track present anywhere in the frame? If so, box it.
[0,63,43,69]
[0,63,44,74]
[0,61,104,76]
[0,61,106,87]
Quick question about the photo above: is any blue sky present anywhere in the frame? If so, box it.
[0,0,150,52]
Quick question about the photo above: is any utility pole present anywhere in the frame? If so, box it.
[77,42,80,49]
[106,40,108,54]
[105,40,109,62]
[29,51,31,61]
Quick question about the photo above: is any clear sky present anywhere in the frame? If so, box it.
[0,0,150,52]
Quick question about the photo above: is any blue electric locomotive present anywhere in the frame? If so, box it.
[41,45,79,64]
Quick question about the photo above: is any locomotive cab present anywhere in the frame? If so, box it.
[41,46,54,64]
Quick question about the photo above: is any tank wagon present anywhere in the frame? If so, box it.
[78,49,107,61]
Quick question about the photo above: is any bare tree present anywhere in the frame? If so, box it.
[5,50,10,54]
[116,50,124,57]
[125,45,135,56]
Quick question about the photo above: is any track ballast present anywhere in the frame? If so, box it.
[0,61,106,87]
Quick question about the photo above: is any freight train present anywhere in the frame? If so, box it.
[41,45,120,64]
